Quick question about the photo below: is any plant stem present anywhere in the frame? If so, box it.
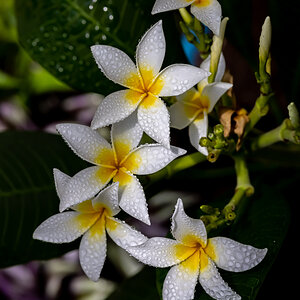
[146,152,206,186]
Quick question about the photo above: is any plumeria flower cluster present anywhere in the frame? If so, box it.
[129,199,267,300]
[33,8,269,299]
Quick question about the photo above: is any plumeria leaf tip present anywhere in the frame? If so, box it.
[128,198,267,300]
[90,20,209,148]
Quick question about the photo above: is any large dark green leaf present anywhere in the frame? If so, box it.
[15,0,184,95]
[156,185,290,300]
[0,131,87,268]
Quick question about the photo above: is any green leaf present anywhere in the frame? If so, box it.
[156,185,290,300]
[0,131,87,268]
[106,267,160,300]
[15,0,184,95]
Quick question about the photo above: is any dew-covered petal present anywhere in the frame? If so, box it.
[202,82,233,113]
[124,144,186,175]
[171,198,207,247]
[199,251,241,300]
[111,111,143,162]
[60,166,115,212]
[200,53,226,82]
[91,90,144,129]
[137,95,170,148]
[163,251,200,300]
[117,171,150,225]
[169,101,196,130]
[33,211,99,243]
[207,237,268,272]
[106,216,148,251]
[91,45,141,90]
[191,0,222,36]
[136,20,165,85]
[79,217,107,281]
[92,182,120,216]
[53,168,70,201]
[128,237,195,267]
[189,112,209,155]
[156,64,209,97]
[151,0,191,14]
[72,199,95,213]
[56,123,112,165]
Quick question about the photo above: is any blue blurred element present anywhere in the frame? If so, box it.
[180,34,199,66]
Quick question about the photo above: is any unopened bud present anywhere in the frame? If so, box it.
[200,137,210,147]
[213,124,224,136]
[259,17,272,67]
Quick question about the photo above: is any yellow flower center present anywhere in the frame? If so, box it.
[193,0,212,7]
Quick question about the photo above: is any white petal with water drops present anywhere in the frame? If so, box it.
[151,0,191,14]
[91,45,139,89]
[199,254,241,300]
[53,168,70,201]
[136,20,165,81]
[208,237,268,272]
[125,144,186,175]
[79,218,107,281]
[33,212,93,243]
[171,198,207,246]
[91,90,143,129]
[118,172,150,225]
[190,0,222,36]
[189,112,209,155]
[137,95,170,148]
[56,123,111,164]
[157,64,210,97]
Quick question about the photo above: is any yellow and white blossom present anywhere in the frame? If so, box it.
[128,199,267,300]
[33,181,148,282]
[169,55,232,155]
[152,0,222,36]
[55,113,186,225]
[90,20,209,148]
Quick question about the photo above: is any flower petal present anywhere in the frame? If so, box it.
[128,237,195,267]
[79,216,107,281]
[199,251,241,300]
[53,168,70,201]
[171,199,207,247]
[189,111,209,155]
[207,237,268,272]
[91,90,144,129]
[111,111,143,162]
[91,45,141,90]
[202,82,233,113]
[124,144,186,175]
[200,53,226,82]
[169,101,196,130]
[56,123,112,165]
[163,251,200,300]
[60,166,115,212]
[191,1,222,36]
[106,216,148,251]
[151,0,191,14]
[92,182,120,216]
[117,171,150,225]
[33,211,99,243]
[136,20,165,86]
[156,64,209,97]
[137,95,170,148]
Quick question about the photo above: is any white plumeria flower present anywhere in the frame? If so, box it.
[90,20,209,148]
[129,198,267,300]
[169,54,232,155]
[33,181,148,282]
[56,112,186,225]
[152,0,222,36]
